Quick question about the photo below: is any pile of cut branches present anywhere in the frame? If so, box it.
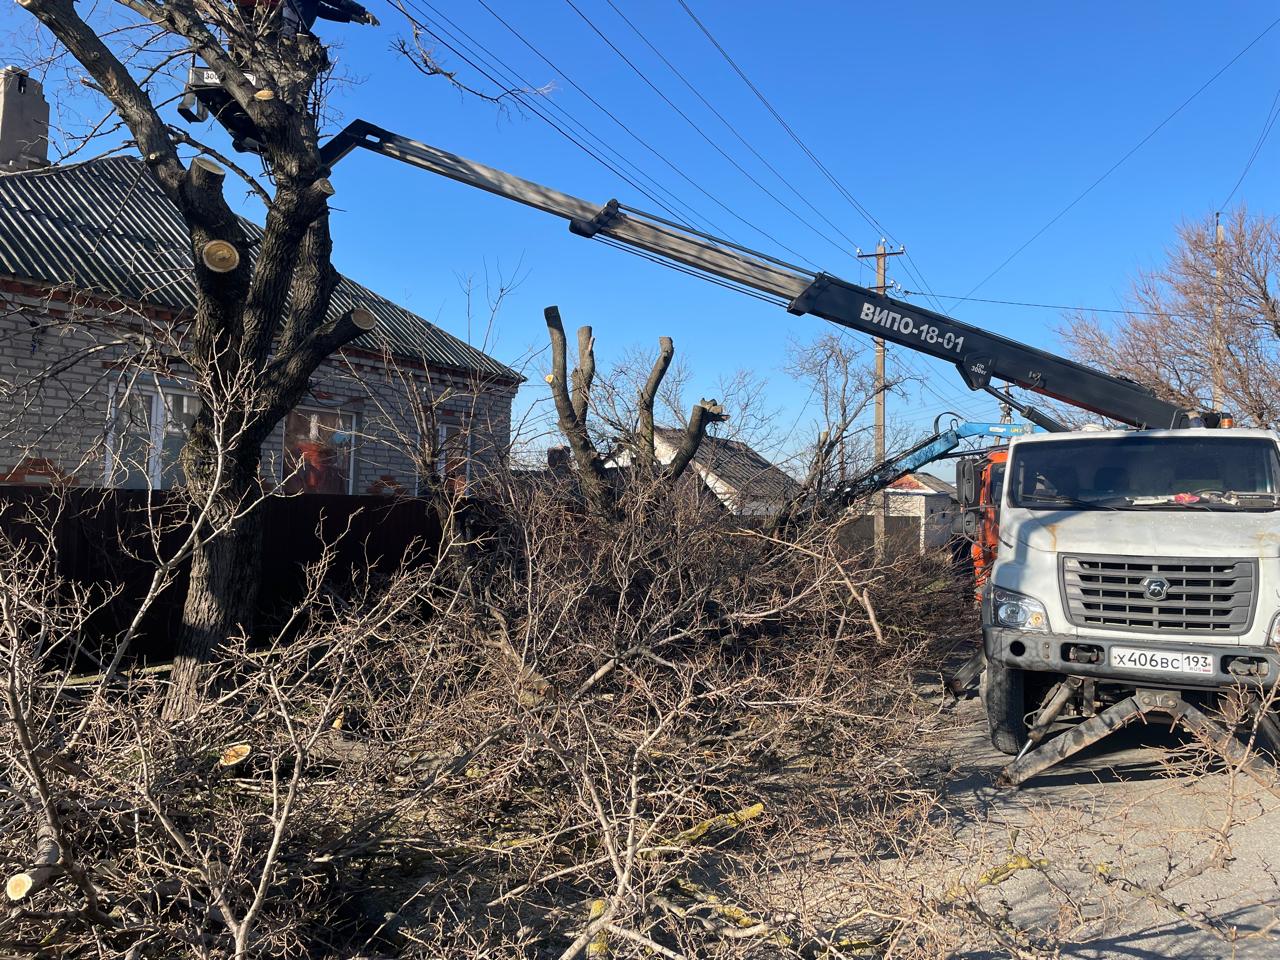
[1,468,985,958]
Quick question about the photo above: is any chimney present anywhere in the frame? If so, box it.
[0,67,50,172]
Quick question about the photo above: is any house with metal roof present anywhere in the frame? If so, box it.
[649,427,801,518]
[844,471,960,554]
[0,68,520,495]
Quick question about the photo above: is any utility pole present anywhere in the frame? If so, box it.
[857,240,904,552]
[1211,211,1225,411]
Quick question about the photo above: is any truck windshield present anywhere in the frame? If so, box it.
[1008,435,1280,511]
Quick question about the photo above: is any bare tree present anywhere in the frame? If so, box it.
[1062,206,1280,427]
[14,0,383,715]
[543,305,725,514]
[784,332,878,488]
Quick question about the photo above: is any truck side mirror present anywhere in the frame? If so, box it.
[951,510,979,538]
[957,459,978,507]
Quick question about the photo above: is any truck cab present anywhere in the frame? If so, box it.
[976,428,1280,753]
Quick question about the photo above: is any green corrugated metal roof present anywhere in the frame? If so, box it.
[0,155,519,382]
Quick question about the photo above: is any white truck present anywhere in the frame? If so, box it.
[977,428,1280,783]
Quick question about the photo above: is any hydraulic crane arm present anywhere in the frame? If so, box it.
[320,120,1214,431]
[832,419,1038,507]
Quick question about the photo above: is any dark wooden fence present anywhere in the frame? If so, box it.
[0,486,443,663]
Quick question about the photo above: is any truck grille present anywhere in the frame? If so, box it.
[1060,555,1256,635]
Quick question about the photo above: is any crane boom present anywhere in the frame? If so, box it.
[833,420,1038,507]
[321,120,1214,431]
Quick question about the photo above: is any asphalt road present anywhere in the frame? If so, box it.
[938,697,1280,959]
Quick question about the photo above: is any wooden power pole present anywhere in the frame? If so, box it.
[857,240,904,551]
[1212,211,1225,410]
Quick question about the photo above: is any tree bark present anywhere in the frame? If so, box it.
[664,400,725,482]
[166,443,264,720]
[544,306,610,513]
[167,501,262,719]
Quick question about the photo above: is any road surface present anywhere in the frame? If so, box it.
[936,696,1280,958]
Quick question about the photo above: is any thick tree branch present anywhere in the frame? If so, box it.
[545,306,609,510]
[166,126,273,207]
[636,336,674,469]
[17,0,184,194]
[239,184,333,365]
[276,207,340,361]
[664,399,726,482]
[571,326,595,426]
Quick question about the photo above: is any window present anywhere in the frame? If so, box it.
[282,408,355,495]
[106,386,202,489]
[1008,435,1280,511]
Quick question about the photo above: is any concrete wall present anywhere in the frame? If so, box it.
[0,278,517,493]
[844,489,959,554]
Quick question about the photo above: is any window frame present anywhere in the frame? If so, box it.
[104,379,201,490]
[436,419,472,489]
[280,405,357,496]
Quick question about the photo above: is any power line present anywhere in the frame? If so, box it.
[670,0,953,319]
[598,0,861,259]
[559,0,828,268]
[900,291,1221,322]
[399,0,720,233]
[961,13,1280,302]
[1221,79,1280,209]
[594,237,789,307]
[469,0,841,266]
[674,0,890,242]
[458,0,736,237]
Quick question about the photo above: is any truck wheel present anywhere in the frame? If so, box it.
[981,654,1027,755]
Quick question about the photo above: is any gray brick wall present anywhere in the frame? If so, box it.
[0,279,518,493]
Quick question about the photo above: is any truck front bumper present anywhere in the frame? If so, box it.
[984,627,1280,689]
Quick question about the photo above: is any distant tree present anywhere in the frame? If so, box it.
[1063,207,1280,428]
[784,333,874,488]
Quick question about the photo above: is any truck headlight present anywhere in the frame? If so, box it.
[1269,611,1280,648]
[993,587,1049,632]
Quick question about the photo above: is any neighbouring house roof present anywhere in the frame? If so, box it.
[0,155,519,382]
[654,428,800,505]
[888,472,957,496]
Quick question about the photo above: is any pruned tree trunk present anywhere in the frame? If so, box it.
[544,306,610,514]
[544,304,724,513]
[167,483,264,719]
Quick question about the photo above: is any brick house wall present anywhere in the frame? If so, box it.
[0,277,518,493]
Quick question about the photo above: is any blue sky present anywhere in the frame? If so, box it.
[5,1,1279,464]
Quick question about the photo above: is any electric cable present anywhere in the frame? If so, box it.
[901,291,1220,322]
[468,0,857,265]
[559,0,825,269]
[599,0,862,260]
[396,0,715,232]
[595,237,790,307]
[671,0,953,320]
[960,13,1280,301]
[1221,79,1280,209]
[674,0,892,243]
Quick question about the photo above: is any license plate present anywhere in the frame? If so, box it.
[1109,647,1214,675]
